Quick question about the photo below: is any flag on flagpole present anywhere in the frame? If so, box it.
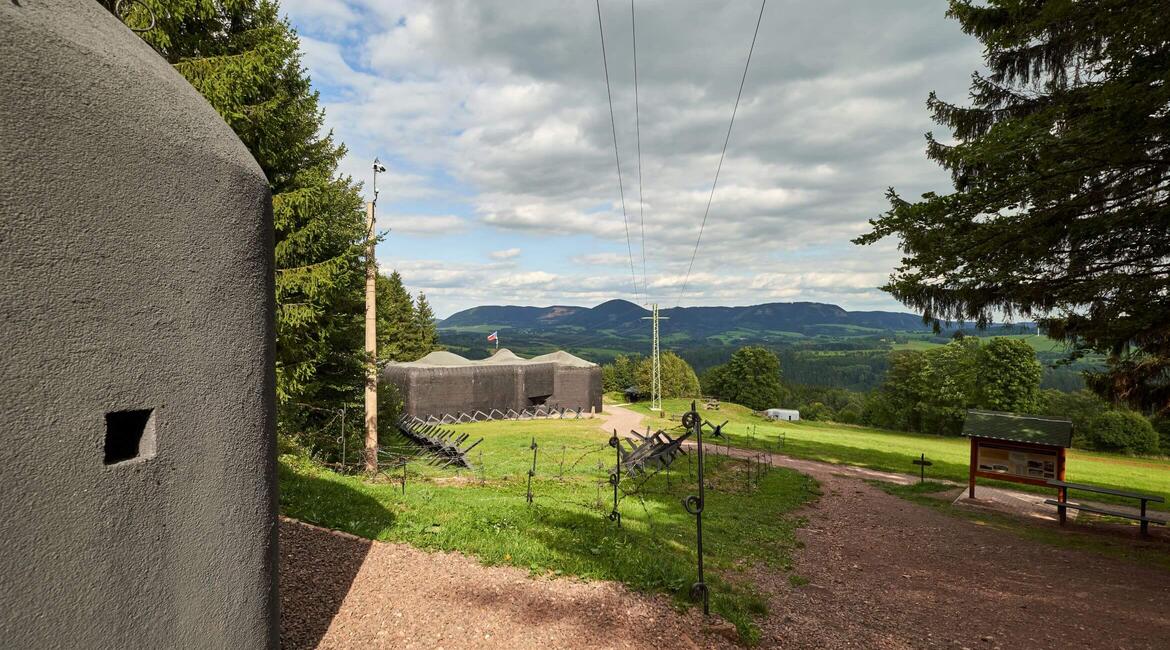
[487,331,499,349]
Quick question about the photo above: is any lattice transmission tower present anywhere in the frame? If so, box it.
[641,304,668,411]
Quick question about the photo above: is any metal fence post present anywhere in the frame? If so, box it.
[682,401,709,615]
[608,430,622,527]
[526,437,538,505]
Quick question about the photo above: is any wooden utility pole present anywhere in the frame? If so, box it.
[364,198,378,473]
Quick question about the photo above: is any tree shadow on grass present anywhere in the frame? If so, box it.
[277,462,396,649]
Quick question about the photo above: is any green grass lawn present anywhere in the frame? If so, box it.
[627,399,1170,510]
[890,339,943,351]
[891,334,1071,353]
[279,418,817,643]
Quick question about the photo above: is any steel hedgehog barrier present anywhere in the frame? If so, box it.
[394,415,483,469]
[615,427,693,477]
[421,405,584,425]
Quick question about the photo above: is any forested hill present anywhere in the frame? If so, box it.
[440,299,933,337]
[437,299,1070,392]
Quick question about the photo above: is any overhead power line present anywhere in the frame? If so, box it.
[631,0,648,303]
[596,0,641,305]
[676,0,767,306]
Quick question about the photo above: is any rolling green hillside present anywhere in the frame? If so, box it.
[437,300,1093,392]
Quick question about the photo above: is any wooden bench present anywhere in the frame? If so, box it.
[1044,479,1166,535]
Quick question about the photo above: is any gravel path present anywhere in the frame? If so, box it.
[599,404,647,438]
[704,445,1170,649]
[279,518,737,649]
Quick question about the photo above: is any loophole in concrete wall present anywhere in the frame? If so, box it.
[104,409,156,465]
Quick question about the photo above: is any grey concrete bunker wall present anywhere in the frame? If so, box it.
[1,2,277,648]
[386,364,536,417]
[522,363,555,404]
[383,362,602,418]
[551,366,603,414]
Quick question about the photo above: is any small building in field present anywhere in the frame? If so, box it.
[764,408,801,422]
[383,348,602,419]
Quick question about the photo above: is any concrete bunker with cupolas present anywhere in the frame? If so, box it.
[383,348,603,419]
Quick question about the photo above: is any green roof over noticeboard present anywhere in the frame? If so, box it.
[962,409,1073,448]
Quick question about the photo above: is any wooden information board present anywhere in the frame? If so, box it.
[962,410,1072,499]
[969,438,1066,495]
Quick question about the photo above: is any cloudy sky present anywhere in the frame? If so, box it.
[280,0,983,318]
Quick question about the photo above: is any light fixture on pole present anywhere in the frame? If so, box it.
[372,158,386,203]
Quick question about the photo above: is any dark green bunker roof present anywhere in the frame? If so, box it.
[962,409,1073,448]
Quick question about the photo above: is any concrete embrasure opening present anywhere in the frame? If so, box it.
[104,409,156,465]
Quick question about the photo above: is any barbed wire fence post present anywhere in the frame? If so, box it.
[682,401,709,616]
[608,430,622,527]
[339,406,347,472]
[526,437,538,505]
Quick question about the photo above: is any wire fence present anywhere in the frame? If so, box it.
[346,415,778,550]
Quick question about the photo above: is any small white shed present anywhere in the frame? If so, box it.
[765,408,800,422]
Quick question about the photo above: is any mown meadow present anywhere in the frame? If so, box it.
[626,399,1170,510]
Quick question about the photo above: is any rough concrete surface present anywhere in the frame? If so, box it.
[1,1,276,648]
[384,350,602,418]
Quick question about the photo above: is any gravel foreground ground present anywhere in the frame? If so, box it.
[280,443,1170,649]
[279,518,737,649]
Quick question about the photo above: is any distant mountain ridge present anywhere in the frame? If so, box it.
[440,299,933,337]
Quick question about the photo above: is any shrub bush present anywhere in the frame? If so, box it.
[834,406,861,425]
[801,402,833,422]
[1083,410,1159,455]
[1152,416,1170,456]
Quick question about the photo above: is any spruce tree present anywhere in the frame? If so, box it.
[376,271,421,362]
[856,0,1170,414]
[117,0,369,442]
[414,292,439,355]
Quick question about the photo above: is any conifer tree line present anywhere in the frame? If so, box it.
[110,0,438,460]
[857,0,1170,415]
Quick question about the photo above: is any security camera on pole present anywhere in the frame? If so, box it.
[364,158,386,474]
